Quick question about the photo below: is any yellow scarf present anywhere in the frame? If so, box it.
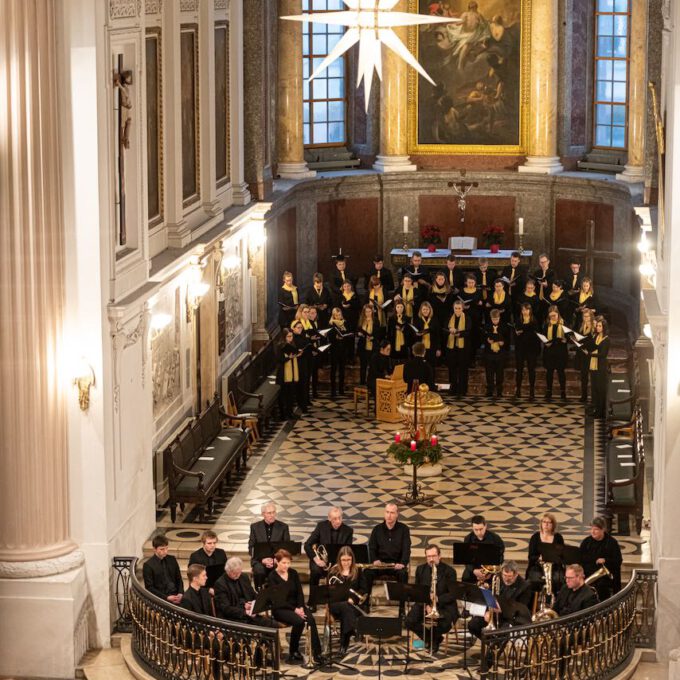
[490,325,501,353]
[342,292,353,302]
[301,319,312,330]
[370,287,385,325]
[481,272,488,300]
[431,284,448,295]
[524,291,536,298]
[572,274,578,289]
[463,286,477,295]
[581,320,593,335]
[448,313,465,349]
[340,270,346,281]
[493,290,506,305]
[401,287,414,317]
[448,270,456,287]
[362,320,374,351]
[550,291,562,302]
[330,318,346,332]
[510,268,516,281]
[395,314,405,351]
[590,333,607,371]
[579,291,592,305]
[422,318,431,349]
[538,271,548,301]
[282,283,298,305]
[547,322,564,341]
[283,354,299,382]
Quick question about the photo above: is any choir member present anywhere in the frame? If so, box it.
[277,328,301,418]
[367,275,389,327]
[367,340,393,395]
[584,316,610,418]
[553,564,598,616]
[474,258,496,305]
[579,517,622,600]
[292,320,311,413]
[483,308,510,399]
[445,253,466,293]
[515,278,540,323]
[405,544,458,655]
[486,277,512,322]
[573,276,598,329]
[403,342,435,392]
[143,534,184,604]
[366,254,395,293]
[328,307,350,397]
[387,300,412,363]
[326,546,367,656]
[575,307,595,403]
[357,304,382,385]
[181,564,213,616]
[305,272,333,327]
[303,507,354,610]
[525,513,565,593]
[214,557,273,626]
[365,503,411,615]
[339,280,360,363]
[501,251,527,303]
[306,306,324,399]
[415,301,440,368]
[394,273,421,319]
[532,253,555,306]
[401,251,430,289]
[428,271,454,339]
[278,271,300,329]
[268,549,324,665]
[514,303,541,400]
[331,254,355,296]
[446,300,471,398]
[248,502,291,589]
[542,280,571,324]
[565,258,585,321]
[462,515,506,584]
[458,273,484,360]
[542,305,568,401]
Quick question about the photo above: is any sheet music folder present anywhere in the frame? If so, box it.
[252,541,302,560]
[539,543,581,565]
[452,542,502,567]
[251,582,290,615]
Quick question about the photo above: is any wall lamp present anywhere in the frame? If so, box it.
[73,359,95,412]
[186,262,210,322]
[150,313,172,338]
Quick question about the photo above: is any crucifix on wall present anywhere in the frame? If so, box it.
[448,173,478,236]
[113,55,133,247]
[557,220,620,281]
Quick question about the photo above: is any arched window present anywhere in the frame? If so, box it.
[593,0,630,149]
[302,0,346,147]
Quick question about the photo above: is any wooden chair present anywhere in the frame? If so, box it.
[353,386,371,417]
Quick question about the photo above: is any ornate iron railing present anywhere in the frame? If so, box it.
[113,556,136,633]
[124,558,281,679]
[481,569,657,680]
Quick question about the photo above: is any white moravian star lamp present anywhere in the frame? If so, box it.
[281,0,459,111]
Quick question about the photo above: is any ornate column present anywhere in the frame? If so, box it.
[518,0,563,174]
[617,0,648,183]
[277,0,315,179]
[373,0,417,173]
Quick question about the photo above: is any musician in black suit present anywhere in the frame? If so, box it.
[553,564,599,615]
[214,557,274,626]
[366,254,395,293]
[248,502,291,588]
[188,530,227,571]
[403,342,435,392]
[405,544,459,654]
[579,517,622,600]
[142,534,184,604]
[303,507,354,609]
[181,564,213,616]
[501,252,527,303]
[461,515,506,584]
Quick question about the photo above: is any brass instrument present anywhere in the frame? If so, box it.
[482,566,502,632]
[532,562,558,622]
[584,564,612,586]
[356,562,397,570]
[477,564,502,589]
[423,566,441,627]
[328,574,367,614]
[312,544,329,569]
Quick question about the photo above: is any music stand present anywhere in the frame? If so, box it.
[497,596,532,626]
[449,582,487,677]
[351,544,370,564]
[386,582,429,672]
[252,541,302,561]
[309,582,355,672]
[356,616,401,680]
[323,543,353,567]
[251,583,290,616]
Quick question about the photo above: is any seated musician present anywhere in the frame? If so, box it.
[579,517,622,601]
[303,507,354,611]
[553,564,598,616]
[365,502,411,615]
[462,515,505,584]
[189,530,227,571]
[327,546,367,657]
[468,561,532,639]
[214,557,273,626]
[181,564,213,616]
[405,544,458,655]
[526,513,565,593]
[248,501,291,588]
[142,534,184,604]
[268,549,324,665]
[367,340,393,396]
[403,342,435,392]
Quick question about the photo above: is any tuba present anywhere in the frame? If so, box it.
[584,564,612,586]
[423,566,441,628]
[532,562,558,622]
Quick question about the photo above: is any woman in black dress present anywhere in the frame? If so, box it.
[278,271,300,329]
[277,329,301,418]
[357,303,382,385]
[542,305,568,401]
[268,549,323,665]
[387,300,412,363]
[446,300,471,397]
[526,513,565,595]
[584,316,610,418]
[574,307,595,403]
[513,303,541,400]
[415,301,440,368]
[328,307,350,397]
[458,273,484,363]
[339,280,361,363]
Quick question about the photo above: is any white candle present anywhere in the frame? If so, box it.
[518,217,524,235]
[403,216,409,234]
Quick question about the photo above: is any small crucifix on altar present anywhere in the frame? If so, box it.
[557,219,620,281]
[448,171,478,236]
[113,54,133,247]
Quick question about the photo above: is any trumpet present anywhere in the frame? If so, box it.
[312,544,329,570]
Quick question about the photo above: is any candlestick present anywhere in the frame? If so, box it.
[339,247,342,255]
[403,216,408,234]
[518,217,524,235]
[410,440,417,452]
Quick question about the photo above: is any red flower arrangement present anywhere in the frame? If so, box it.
[481,225,505,248]
[421,224,442,246]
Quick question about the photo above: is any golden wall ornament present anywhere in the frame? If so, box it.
[407,0,531,156]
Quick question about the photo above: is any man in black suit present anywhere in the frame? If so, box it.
[248,501,291,588]
[501,251,526,303]
[403,342,435,392]
[181,564,213,615]
[303,506,354,610]
[553,564,599,615]
[142,534,184,604]
[189,530,227,569]
[400,251,430,290]
[214,557,274,626]
[461,515,505,584]
[445,253,465,293]
[579,517,622,601]
[366,254,395,293]
[405,544,458,654]
[468,561,532,639]
[330,254,356,296]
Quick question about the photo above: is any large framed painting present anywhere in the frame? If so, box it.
[407,0,531,154]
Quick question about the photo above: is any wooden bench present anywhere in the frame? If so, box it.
[228,340,281,431]
[164,397,250,522]
[605,406,644,534]
[606,352,638,424]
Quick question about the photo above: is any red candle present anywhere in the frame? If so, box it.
[410,440,417,451]
[431,434,438,446]
[395,432,401,443]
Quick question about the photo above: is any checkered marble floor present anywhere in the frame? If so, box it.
[155,395,643,563]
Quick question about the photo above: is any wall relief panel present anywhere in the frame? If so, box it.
[152,288,182,420]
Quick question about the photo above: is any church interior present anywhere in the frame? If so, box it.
[1,0,679,678]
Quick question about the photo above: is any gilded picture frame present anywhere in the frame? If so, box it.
[407,0,531,155]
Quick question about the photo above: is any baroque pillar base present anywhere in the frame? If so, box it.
[373,155,417,173]
[518,156,563,174]
[277,162,316,180]
[231,181,252,206]
[616,164,645,183]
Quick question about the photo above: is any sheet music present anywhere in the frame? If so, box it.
[536,333,549,344]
